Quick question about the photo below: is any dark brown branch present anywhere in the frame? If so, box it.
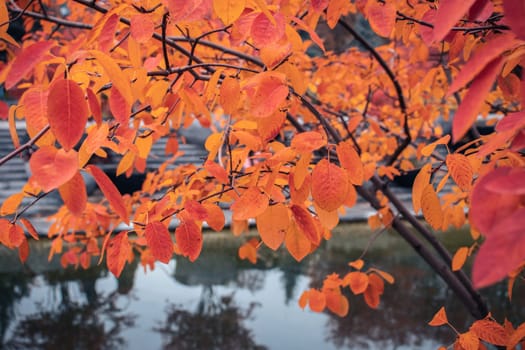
[0,125,50,167]
[338,19,411,166]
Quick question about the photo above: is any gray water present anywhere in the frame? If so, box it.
[0,224,522,349]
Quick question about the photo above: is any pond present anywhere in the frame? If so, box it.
[0,224,523,349]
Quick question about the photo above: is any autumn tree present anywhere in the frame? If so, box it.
[0,0,524,347]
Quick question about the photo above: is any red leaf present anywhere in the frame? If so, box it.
[5,41,54,90]
[145,221,173,264]
[503,0,525,40]
[184,199,208,221]
[9,224,25,247]
[452,57,503,143]
[175,220,202,262]
[470,167,523,235]
[18,238,29,263]
[167,0,212,22]
[86,165,129,224]
[250,12,285,47]
[86,88,102,125]
[130,14,154,43]
[311,0,329,12]
[472,209,525,288]
[366,1,396,38]
[432,0,477,42]
[448,33,518,95]
[108,87,130,125]
[58,171,87,216]
[244,71,289,119]
[47,79,89,151]
[98,13,119,52]
[106,232,131,277]
[29,146,78,192]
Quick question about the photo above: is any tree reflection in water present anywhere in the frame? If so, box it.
[2,261,137,350]
[3,294,134,350]
[156,285,266,350]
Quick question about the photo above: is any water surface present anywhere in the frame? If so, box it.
[0,224,523,349]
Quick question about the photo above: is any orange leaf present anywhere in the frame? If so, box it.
[29,146,79,192]
[459,331,480,350]
[452,57,503,143]
[175,220,202,262]
[314,203,339,230]
[86,165,129,224]
[508,323,525,350]
[428,306,448,326]
[106,231,131,277]
[308,289,326,312]
[421,184,444,230]
[231,187,268,221]
[21,88,52,145]
[285,221,311,262]
[203,203,225,232]
[130,14,154,43]
[58,171,87,216]
[20,218,39,241]
[213,0,246,25]
[290,204,319,245]
[452,246,469,271]
[244,71,289,119]
[238,238,258,264]
[470,319,508,346]
[446,154,473,191]
[256,203,289,250]
[311,159,349,211]
[5,41,54,90]
[344,271,369,295]
[432,0,477,42]
[219,76,241,115]
[348,259,364,270]
[47,79,89,151]
[204,160,229,185]
[145,221,173,264]
[366,1,396,38]
[412,163,432,214]
[336,141,364,185]
[291,131,326,153]
[448,33,519,95]
[324,289,349,317]
[0,192,24,216]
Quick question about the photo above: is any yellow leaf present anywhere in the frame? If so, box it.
[446,153,473,191]
[412,163,432,214]
[421,184,443,230]
[421,135,450,157]
[213,0,246,25]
